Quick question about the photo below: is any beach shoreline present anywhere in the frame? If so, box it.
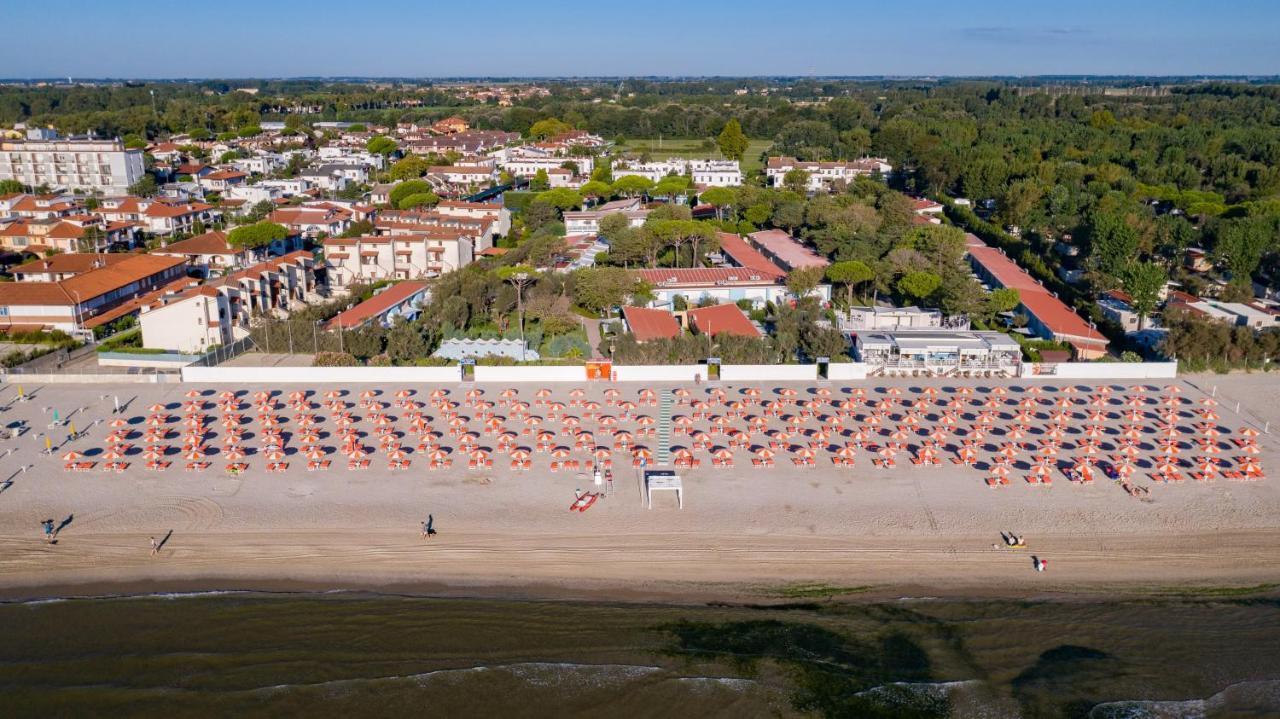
[3,374,1279,608]
[3,527,1278,605]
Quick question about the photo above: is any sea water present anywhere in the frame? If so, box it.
[2,592,1278,718]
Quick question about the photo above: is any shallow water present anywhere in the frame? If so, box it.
[1,592,1278,718]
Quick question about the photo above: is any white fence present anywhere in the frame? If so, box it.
[472,365,585,383]
[611,365,705,382]
[1020,362,1178,380]
[719,364,818,382]
[1,373,177,384]
[825,363,868,381]
[182,366,462,383]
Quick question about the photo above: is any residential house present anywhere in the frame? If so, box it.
[686,303,761,338]
[11,253,130,282]
[326,280,428,330]
[197,168,248,193]
[0,253,189,334]
[636,267,830,309]
[563,198,649,235]
[425,164,498,191]
[267,205,352,238]
[151,230,253,276]
[621,305,682,342]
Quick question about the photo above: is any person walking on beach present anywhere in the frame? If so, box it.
[149,536,159,557]
[421,515,437,540]
[42,519,54,544]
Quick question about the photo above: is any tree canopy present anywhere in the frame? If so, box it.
[228,221,288,249]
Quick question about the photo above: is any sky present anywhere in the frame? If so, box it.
[4,0,1279,78]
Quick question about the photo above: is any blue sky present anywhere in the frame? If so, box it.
[4,0,1278,78]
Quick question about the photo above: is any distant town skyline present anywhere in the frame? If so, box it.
[3,0,1279,79]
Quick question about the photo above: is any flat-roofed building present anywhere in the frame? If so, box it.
[855,329,1022,378]
[0,130,144,192]
[839,306,968,332]
[746,229,829,272]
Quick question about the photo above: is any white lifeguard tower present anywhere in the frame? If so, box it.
[644,469,683,509]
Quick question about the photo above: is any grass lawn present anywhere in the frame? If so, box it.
[618,137,773,174]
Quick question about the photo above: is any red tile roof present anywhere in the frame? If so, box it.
[155,231,238,256]
[966,235,1107,349]
[12,253,130,276]
[635,268,781,287]
[327,281,427,330]
[716,232,786,278]
[686,303,760,338]
[622,306,681,342]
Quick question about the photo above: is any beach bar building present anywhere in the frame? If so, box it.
[854,329,1022,377]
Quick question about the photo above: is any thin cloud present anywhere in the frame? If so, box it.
[962,26,1093,44]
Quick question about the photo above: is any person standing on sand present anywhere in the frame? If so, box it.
[42,519,54,544]
[150,536,158,557]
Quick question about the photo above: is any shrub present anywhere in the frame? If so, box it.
[314,351,358,366]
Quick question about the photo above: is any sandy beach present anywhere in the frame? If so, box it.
[1,373,1279,603]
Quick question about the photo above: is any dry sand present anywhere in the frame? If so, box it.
[1,373,1278,602]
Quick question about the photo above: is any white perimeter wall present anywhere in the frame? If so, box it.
[182,366,462,383]
[472,366,584,382]
[825,363,868,380]
[719,364,818,382]
[1020,362,1178,379]
[611,365,705,382]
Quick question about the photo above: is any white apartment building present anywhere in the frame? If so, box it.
[500,154,594,181]
[256,178,312,196]
[690,159,742,187]
[0,129,145,193]
[435,199,511,238]
[323,233,475,287]
[765,156,892,192]
[139,251,318,351]
[225,184,281,205]
[613,158,742,187]
[139,286,236,353]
